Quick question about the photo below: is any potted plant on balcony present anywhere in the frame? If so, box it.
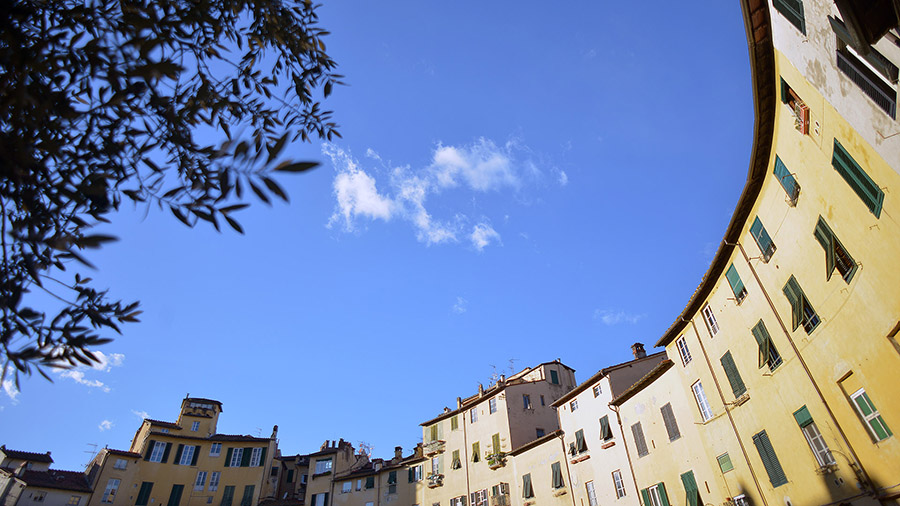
[485,452,507,470]
[426,473,443,488]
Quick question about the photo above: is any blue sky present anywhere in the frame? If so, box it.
[1,1,753,470]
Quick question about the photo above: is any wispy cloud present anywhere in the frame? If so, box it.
[452,297,468,314]
[326,138,545,251]
[54,351,125,392]
[99,420,113,431]
[2,379,19,403]
[593,309,646,326]
[132,410,150,420]
[557,170,568,187]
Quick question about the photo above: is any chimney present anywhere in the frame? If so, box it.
[478,383,484,396]
[271,425,278,439]
[457,397,462,408]
[631,342,646,359]
[394,446,403,460]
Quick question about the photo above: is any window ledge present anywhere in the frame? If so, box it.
[569,454,590,464]
[553,489,568,497]
[601,441,615,449]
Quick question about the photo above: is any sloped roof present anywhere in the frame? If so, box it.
[0,447,53,464]
[20,470,92,493]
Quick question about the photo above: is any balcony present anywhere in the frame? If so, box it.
[485,453,507,470]
[489,495,509,506]
[427,474,443,488]
[423,440,445,456]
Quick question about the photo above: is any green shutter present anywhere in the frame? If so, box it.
[773,155,800,203]
[780,79,790,104]
[640,489,651,506]
[522,473,534,498]
[752,320,773,369]
[680,472,699,506]
[657,483,670,506]
[813,217,856,282]
[388,471,397,484]
[191,446,200,466]
[365,476,374,489]
[599,416,611,440]
[452,450,460,469]
[224,448,233,468]
[167,485,184,506]
[287,469,294,483]
[240,448,251,467]
[472,442,479,462]
[750,217,775,260]
[408,467,415,483]
[783,276,804,331]
[550,370,559,384]
[309,494,316,506]
[793,406,813,428]
[161,443,172,464]
[551,462,564,488]
[220,486,235,506]
[492,433,501,454]
[720,351,746,397]
[451,416,458,431]
[173,445,184,466]
[258,447,266,467]
[856,393,893,440]
[240,486,254,506]
[752,431,788,487]
[725,264,746,300]
[136,482,154,506]
[832,139,884,218]
[144,441,156,461]
[717,453,734,473]
[772,0,806,34]
[575,429,587,452]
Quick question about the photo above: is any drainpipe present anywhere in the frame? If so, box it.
[733,241,874,493]
[462,413,471,503]
[688,318,769,506]
[608,404,642,506]
[556,432,577,506]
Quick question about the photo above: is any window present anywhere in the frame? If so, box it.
[780,78,810,135]
[68,497,81,506]
[752,430,788,487]
[472,442,480,462]
[592,384,601,397]
[522,474,534,499]
[676,336,692,366]
[301,474,307,485]
[451,450,461,469]
[692,381,713,421]
[773,155,800,205]
[341,482,351,494]
[451,415,459,430]
[850,388,893,441]
[575,429,588,453]
[681,471,701,506]
[160,429,169,433]
[523,394,532,409]
[551,462,564,489]
[470,408,478,423]
[612,470,626,498]
[752,320,783,371]
[772,0,805,33]
[365,476,375,489]
[209,472,220,492]
[813,217,857,283]
[428,423,440,442]
[490,483,509,503]
[314,458,332,474]
[167,485,184,506]
[750,217,776,262]
[220,486,235,506]
[270,466,278,477]
[536,428,545,438]
[702,305,719,336]
[450,497,464,506]
[178,445,196,466]
[631,422,649,457]
[136,483,154,506]
[408,465,422,482]
[793,406,836,466]
[725,264,748,303]
[720,351,747,397]
[113,459,127,470]
[585,481,598,506]
[33,492,46,502]
[717,453,734,473]
[210,443,222,457]
[550,370,559,384]
[149,441,167,463]
[191,421,200,432]
[229,448,244,468]
[492,433,501,454]
[250,447,263,467]
[733,495,750,506]
[240,486,255,506]
[356,479,362,491]
[570,399,578,411]
[660,403,681,441]
[309,493,327,506]
[102,479,120,503]
[832,27,898,119]
[832,139,885,217]
[599,416,613,441]
[489,398,497,414]
[286,469,294,483]
[783,276,820,333]
[470,490,487,506]
[641,483,670,506]
[431,456,441,475]
[195,471,208,491]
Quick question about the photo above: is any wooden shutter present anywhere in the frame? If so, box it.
[599,416,611,440]
[258,447,266,467]
[224,448,233,467]
[782,277,804,330]
[221,486,235,506]
[287,469,294,483]
[575,429,587,452]
[365,476,374,489]
[191,446,200,466]
[167,485,184,506]
[832,140,883,218]
[725,264,745,299]
[720,351,746,397]
[144,441,156,461]
[813,217,837,280]
[522,474,533,498]
[451,416,458,430]
[162,443,172,463]
[773,155,799,202]
[750,217,774,260]
[472,442,479,462]
[492,433,501,454]
[772,0,806,33]
[660,404,680,441]
[631,423,648,457]
[551,462,563,488]
[680,471,699,506]
[240,448,251,467]
[240,486,254,506]
[173,445,184,466]
[657,482,670,506]
[793,406,813,427]
[640,489,651,506]
[752,431,788,487]
[309,494,316,506]
[752,320,773,368]
[136,482,154,506]
[408,467,415,483]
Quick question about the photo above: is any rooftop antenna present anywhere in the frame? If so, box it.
[84,443,99,467]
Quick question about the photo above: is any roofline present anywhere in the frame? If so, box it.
[509,430,564,457]
[609,360,675,407]
[655,0,776,348]
[551,352,667,407]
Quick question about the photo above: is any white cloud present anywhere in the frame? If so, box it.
[325,139,545,249]
[2,379,19,403]
[53,351,125,392]
[132,410,150,420]
[593,309,646,326]
[557,170,568,187]
[452,297,468,314]
[99,420,113,431]
[470,223,501,252]
[59,370,110,392]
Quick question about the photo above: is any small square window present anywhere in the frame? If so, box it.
[113,459,127,470]
[489,398,497,414]
[570,400,578,411]
[702,305,719,336]
[592,385,601,397]
[676,336,692,366]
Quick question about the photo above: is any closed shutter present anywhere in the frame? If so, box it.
[680,471,700,506]
[832,139,883,218]
[720,351,746,397]
[599,416,611,440]
[365,476,375,489]
[173,445,184,466]
[640,489,651,506]
[161,443,172,464]
[388,471,397,484]
[224,448,233,467]
[657,483,670,506]
[258,447,267,467]
[751,320,773,368]
[408,467,415,483]
[191,446,200,466]
[136,483,154,506]
[287,469,294,483]
[660,404,680,441]
[144,441,156,461]
[452,450,460,469]
[793,406,813,428]
[167,485,184,506]
[631,423,649,457]
[240,448,251,467]
[221,486,235,506]
[240,486,255,506]
[752,430,788,487]
[492,433,501,454]
[772,0,806,33]
[725,264,745,300]
[451,416,458,431]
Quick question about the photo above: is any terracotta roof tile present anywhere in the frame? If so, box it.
[20,470,92,493]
